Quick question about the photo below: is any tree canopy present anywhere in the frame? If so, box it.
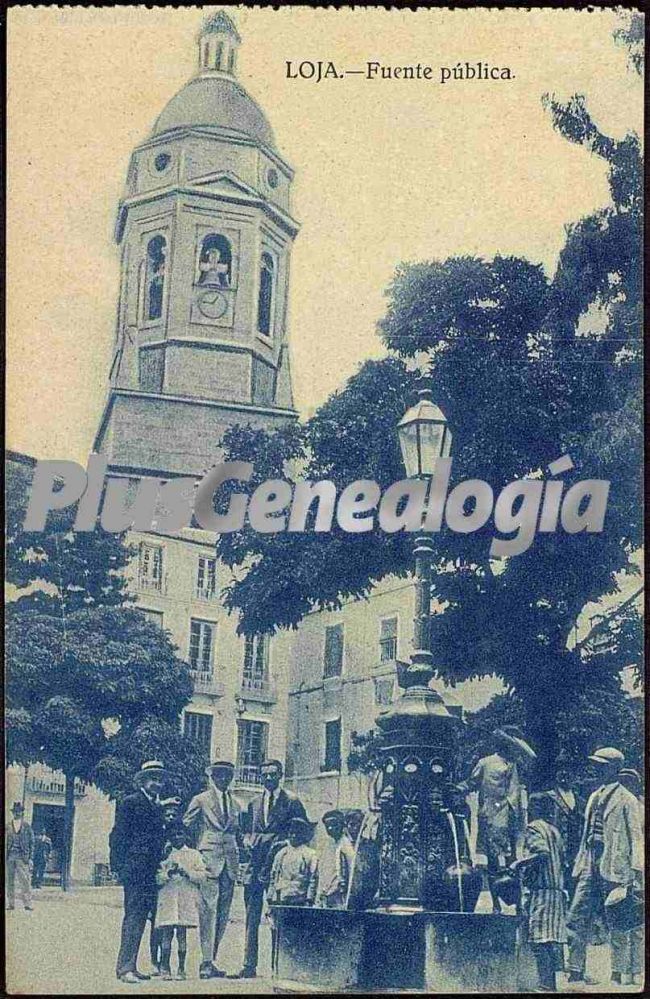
[213,26,642,782]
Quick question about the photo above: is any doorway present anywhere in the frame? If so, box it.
[31,803,66,885]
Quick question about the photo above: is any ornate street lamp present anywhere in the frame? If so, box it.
[373,380,467,911]
[397,386,451,480]
[396,382,451,685]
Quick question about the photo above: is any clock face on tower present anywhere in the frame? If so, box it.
[196,289,228,320]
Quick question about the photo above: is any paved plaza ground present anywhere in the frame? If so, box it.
[5,886,644,995]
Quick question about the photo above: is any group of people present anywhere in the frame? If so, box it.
[465,727,644,992]
[5,800,53,910]
[109,757,355,983]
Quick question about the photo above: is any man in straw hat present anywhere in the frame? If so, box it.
[110,760,166,984]
[567,748,643,987]
[459,725,536,912]
[183,760,242,980]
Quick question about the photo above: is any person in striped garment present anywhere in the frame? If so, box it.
[515,792,567,992]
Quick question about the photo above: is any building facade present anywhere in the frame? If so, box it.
[93,10,300,808]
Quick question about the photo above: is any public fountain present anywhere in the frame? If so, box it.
[271,389,538,992]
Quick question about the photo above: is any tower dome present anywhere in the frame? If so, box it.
[152,12,275,148]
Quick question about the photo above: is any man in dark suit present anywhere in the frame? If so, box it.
[110,760,166,984]
[6,802,34,911]
[232,759,307,979]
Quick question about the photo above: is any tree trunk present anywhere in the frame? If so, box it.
[61,771,76,891]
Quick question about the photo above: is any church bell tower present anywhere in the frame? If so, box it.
[95,11,299,478]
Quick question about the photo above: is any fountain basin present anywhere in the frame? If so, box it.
[271,906,538,994]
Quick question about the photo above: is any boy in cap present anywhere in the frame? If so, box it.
[183,760,242,979]
[318,810,355,909]
[268,817,319,906]
[514,793,567,992]
[6,802,34,911]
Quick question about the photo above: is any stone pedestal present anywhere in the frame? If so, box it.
[272,906,538,994]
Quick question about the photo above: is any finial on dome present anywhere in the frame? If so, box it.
[198,11,241,77]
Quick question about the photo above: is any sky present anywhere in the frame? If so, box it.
[6,5,643,464]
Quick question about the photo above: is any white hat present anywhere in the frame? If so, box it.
[588,747,624,765]
[135,760,166,782]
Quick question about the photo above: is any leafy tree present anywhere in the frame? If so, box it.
[5,604,196,887]
[214,23,642,785]
[5,455,201,885]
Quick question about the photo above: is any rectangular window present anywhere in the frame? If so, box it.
[138,543,164,592]
[323,624,344,678]
[196,556,217,600]
[141,608,164,628]
[379,617,398,662]
[242,635,270,691]
[236,719,269,786]
[138,346,164,392]
[189,619,215,673]
[374,677,395,707]
[323,718,342,772]
[183,711,213,759]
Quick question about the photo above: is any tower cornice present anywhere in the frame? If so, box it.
[115,182,300,243]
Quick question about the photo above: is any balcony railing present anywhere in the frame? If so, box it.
[235,764,263,787]
[194,586,217,602]
[138,574,166,595]
[240,675,277,703]
[189,669,225,697]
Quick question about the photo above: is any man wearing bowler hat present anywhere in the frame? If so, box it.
[183,760,242,979]
[110,760,166,983]
[6,802,34,911]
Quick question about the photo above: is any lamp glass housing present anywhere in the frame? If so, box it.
[397,397,451,477]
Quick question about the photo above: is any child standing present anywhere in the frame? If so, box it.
[268,817,319,906]
[318,809,355,909]
[514,792,567,993]
[155,823,207,980]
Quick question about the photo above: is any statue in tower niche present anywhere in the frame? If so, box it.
[199,247,230,287]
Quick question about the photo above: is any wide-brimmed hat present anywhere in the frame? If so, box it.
[135,760,166,783]
[288,816,317,840]
[322,809,345,823]
[206,760,235,778]
[587,747,624,766]
[493,727,536,761]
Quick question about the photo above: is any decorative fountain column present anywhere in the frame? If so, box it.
[271,381,536,993]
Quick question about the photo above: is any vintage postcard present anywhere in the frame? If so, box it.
[5,4,644,995]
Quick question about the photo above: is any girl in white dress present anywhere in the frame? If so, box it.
[155,824,207,980]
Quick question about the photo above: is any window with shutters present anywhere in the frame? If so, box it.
[236,719,268,786]
[322,718,342,772]
[242,635,270,691]
[323,623,344,678]
[379,616,398,662]
[196,556,217,600]
[183,711,213,759]
[138,543,164,592]
[189,619,215,673]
